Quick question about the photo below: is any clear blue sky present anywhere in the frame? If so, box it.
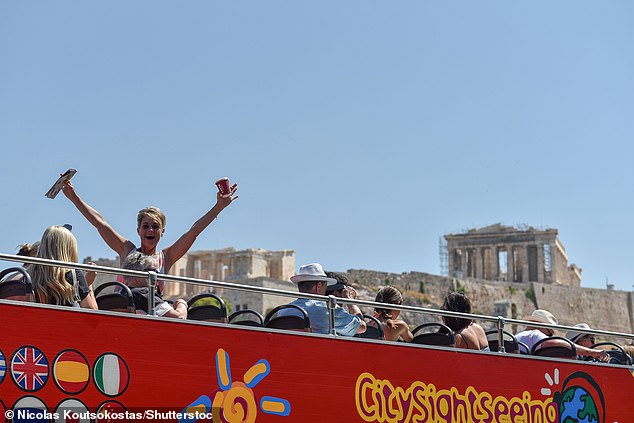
[1,2,632,291]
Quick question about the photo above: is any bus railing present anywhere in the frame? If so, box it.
[1,253,632,348]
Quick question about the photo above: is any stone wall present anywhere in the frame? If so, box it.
[218,277,296,317]
[86,255,634,336]
[345,269,634,335]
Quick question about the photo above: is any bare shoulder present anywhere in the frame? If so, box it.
[471,322,487,336]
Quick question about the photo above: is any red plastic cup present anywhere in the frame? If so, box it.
[215,177,231,196]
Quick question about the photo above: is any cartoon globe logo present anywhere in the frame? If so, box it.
[554,372,605,423]
[558,385,599,423]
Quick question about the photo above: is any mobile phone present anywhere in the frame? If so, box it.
[45,169,77,199]
[215,177,231,196]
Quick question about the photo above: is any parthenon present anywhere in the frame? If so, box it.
[444,224,582,287]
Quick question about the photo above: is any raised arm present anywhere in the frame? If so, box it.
[163,184,238,272]
[542,338,610,362]
[341,287,366,334]
[62,180,133,258]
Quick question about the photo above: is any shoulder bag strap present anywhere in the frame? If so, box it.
[70,269,81,303]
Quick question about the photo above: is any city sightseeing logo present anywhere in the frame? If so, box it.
[552,370,605,423]
[355,368,607,423]
[179,348,290,423]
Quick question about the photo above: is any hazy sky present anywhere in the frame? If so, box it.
[1,2,632,291]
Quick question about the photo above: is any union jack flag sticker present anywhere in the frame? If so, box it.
[10,346,49,392]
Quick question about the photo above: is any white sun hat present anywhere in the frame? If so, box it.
[290,263,336,286]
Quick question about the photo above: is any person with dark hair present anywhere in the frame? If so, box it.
[0,241,41,281]
[325,271,356,299]
[441,291,489,351]
[17,241,40,260]
[374,286,413,342]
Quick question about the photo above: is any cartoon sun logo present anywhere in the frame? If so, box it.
[541,368,560,396]
[182,348,290,423]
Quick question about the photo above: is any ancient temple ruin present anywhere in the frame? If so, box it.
[166,247,296,299]
[444,224,581,287]
[170,247,295,282]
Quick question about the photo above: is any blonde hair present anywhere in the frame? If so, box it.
[29,226,78,305]
[137,206,166,230]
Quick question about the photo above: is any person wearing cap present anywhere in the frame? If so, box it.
[516,310,609,361]
[515,309,559,351]
[565,323,614,362]
[285,263,366,336]
[566,323,596,349]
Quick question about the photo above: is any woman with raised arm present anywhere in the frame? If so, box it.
[61,178,238,295]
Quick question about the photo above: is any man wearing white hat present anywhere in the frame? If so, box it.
[286,263,366,336]
[516,310,609,361]
[515,309,559,351]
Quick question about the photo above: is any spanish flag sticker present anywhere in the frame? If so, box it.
[53,349,89,394]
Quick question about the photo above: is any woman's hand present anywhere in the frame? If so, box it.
[85,261,97,286]
[216,183,239,209]
[61,179,78,200]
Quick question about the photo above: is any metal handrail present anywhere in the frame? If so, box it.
[1,253,633,342]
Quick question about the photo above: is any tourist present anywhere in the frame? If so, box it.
[515,309,559,350]
[516,310,609,361]
[122,251,188,319]
[285,263,366,336]
[374,286,413,342]
[0,241,40,284]
[16,241,40,261]
[325,271,351,298]
[566,323,596,349]
[61,177,238,296]
[28,225,98,309]
[441,291,489,350]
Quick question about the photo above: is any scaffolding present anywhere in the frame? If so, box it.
[438,236,448,276]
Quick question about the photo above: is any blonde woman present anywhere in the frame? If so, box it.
[29,225,97,309]
[374,286,413,342]
[61,178,237,296]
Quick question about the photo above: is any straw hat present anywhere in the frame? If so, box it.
[524,309,558,325]
[565,323,592,343]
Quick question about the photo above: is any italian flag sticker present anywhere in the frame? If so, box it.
[93,353,129,397]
